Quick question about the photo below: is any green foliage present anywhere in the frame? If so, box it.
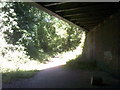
[65,55,101,71]
[0,2,31,73]
[2,70,38,83]
[1,2,84,62]
[65,60,98,71]
[0,2,85,82]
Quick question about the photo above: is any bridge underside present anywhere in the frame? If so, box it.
[82,10,120,78]
[34,2,120,78]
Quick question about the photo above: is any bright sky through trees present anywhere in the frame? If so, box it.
[0,2,85,73]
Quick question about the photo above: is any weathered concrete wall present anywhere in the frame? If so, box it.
[82,10,120,78]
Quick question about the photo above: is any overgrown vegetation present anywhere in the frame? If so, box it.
[2,70,38,83]
[0,2,83,61]
[0,2,84,82]
[65,56,101,71]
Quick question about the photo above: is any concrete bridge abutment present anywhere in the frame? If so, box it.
[82,10,120,78]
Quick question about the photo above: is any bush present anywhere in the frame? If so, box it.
[2,70,38,83]
[65,58,101,71]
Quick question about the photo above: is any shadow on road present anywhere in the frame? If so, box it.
[2,65,120,88]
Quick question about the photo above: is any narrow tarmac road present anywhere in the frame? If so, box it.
[2,65,119,88]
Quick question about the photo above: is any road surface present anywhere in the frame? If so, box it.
[2,65,119,88]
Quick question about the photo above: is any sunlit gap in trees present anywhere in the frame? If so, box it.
[0,32,86,72]
[28,32,86,70]
[18,32,86,71]
[0,2,86,73]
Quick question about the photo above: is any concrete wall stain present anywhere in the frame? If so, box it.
[82,10,120,78]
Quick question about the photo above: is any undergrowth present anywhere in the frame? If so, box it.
[2,70,39,83]
[64,56,102,71]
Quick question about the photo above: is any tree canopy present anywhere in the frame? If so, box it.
[0,2,84,62]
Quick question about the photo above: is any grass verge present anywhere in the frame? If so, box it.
[64,60,102,71]
[2,70,39,83]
